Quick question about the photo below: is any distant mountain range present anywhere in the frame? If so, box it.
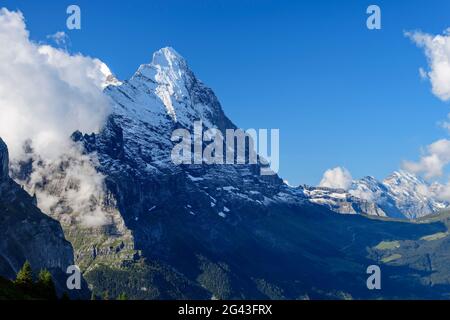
[3,47,450,299]
[304,170,448,219]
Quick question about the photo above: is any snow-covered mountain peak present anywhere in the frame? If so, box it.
[384,170,425,186]
[370,170,447,219]
[305,169,449,219]
[357,176,380,185]
[151,46,187,69]
[108,47,232,134]
[147,47,191,122]
[100,47,236,171]
[99,62,122,88]
[132,46,191,92]
[349,176,386,202]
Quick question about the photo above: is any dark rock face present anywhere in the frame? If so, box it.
[0,138,8,181]
[0,138,87,298]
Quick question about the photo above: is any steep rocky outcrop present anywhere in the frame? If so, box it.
[0,138,8,181]
[0,138,86,297]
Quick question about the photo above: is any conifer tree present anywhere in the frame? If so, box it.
[14,261,33,290]
[37,269,57,300]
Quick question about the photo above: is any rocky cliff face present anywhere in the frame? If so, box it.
[0,138,8,181]
[11,138,137,275]
[302,185,387,217]
[0,138,86,297]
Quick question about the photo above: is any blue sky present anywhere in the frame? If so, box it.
[3,0,450,185]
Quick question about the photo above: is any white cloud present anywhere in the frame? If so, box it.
[319,167,353,190]
[349,187,375,202]
[25,147,111,228]
[0,8,111,161]
[403,29,450,185]
[429,181,450,201]
[406,29,450,101]
[419,67,428,80]
[47,31,70,48]
[403,139,450,179]
[0,8,115,227]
